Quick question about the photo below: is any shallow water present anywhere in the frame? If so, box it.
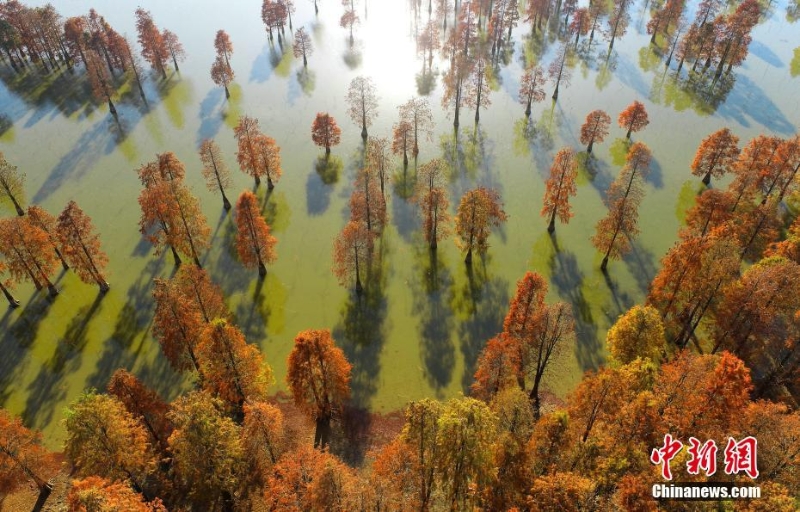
[0,0,798,449]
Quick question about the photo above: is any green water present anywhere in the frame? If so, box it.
[0,0,798,449]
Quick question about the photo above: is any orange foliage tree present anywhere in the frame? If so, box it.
[210,55,234,99]
[235,191,277,277]
[85,48,117,115]
[135,7,168,79]
[580,109,611,153]
[691,127,740,185]
[233,115,266,187]
[107,369,173,455]
[152,279,204,374]
[27,205,69,270]
[332,220,374,295]
[392,120,413,168]
[350,166,387,235]
[255,133,283,190]
[197,319,273,414]
[214,29,233,69]
[366,137,391,201]
[592,142,651,271]
[286,329,352,448]
[137,153,210,267]
[455,187,508,264]
[415,158,451,250]
[346,76,379,140]
[617,100,649,139]
[518,65,546,116]
[67,476,166,512]
[0,409,59,496]
[198,139,232,210]
[242,401,285,475]
[0,217,59,296]
[471,332,522,401]
[541,147,578,233]
[57,201,110,292]
[311,113,342,155]
[0,152,25,216]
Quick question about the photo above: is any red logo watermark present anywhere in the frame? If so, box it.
[650,435,758,480]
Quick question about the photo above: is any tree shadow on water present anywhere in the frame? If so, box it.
[547,234,603,372]
[410,246,456,395]
[451,255,510,393]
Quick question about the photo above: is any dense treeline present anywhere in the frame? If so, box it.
[1,0,799,510]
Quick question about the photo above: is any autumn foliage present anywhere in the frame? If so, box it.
[235,191,277,276]
[286,329,352,448]
[580,109,611,153]
[691,128,740,185]
[311,113,342,155]
[541,147,578,233]
[617,100,649,139]
[455,187,508,264]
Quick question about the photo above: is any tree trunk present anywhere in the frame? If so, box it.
[548,208,557,233]
[170,245,182,266]
[108,99,117,116]
[258,260,267,277]
[314,415,332,448]
[587,138,594,153]
[224,85,230,98]
[0,281,20,308]
[55,247,69,270]
[702,170,712,186]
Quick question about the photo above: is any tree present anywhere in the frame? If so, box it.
[107,369,173,455]
[518,65,546,116]
[366,137,390,201]
[541,148,578,233]
[85,48,117,115]
[0,262,19,308]
[569,8,591,47]
[64,392,155,496]
[0,217,59,296]
[345,76,378,140]
[26,205,68,270]
[254,133,283,190]
[152,278,204,374]
[606,0,632,50]
[0,152,25,216]
[0,409,59,497]
[172,265,229,323]
[67,476,166,512]
[137,153,210,267]
[592,142,651,271]
[350,166,387,234]
[168,391,244,508]
[235,190,277,276]
[135,7,168,79]
[287,329,352,448]
[392,120,413,168]
[465,56,491,122]
[606,305,666,364]
[161,29,185,72]
[580,109,612,153]
[214,30,233,69]
[340,0,360,46]
[262,0,289,41]
[199,139,232,210]
[528,473,596,511]
[471,333,522,401]
[617,100,649,139]
[210,55,234,99]
[691,128,740,185]
[455,187,508,264]
[548,43,572,100]
[121,35,148,102]
[293,27,313,67]
[234,115,265,186]
[399,97,435,158]
[713,0,761,77]
[311,113,342,155]
[436,397,497,510]
[242,401,284,475]
[56,201,110,292]
[415,158,451,250]
[197,319,273,414]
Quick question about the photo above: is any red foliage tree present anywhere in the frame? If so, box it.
[199,139,232,210]
[617,100,649,139]
[135,7,168,79]
[332,220,374,295]
[234,115,265,187]
[471,332,522,401]
[350,166,387,234]
[580,109,611,153]
[235,190,278,277]
[311,113,342,155]
[0,217,59,296]
[541,147,578,233]
[690,128,740,185]
[392,120,414,168]
[293,26,314,67]
[161,29,185,72]
[210,56,234,99]
[26,205,69,270]
[108,369,173,454]
[0,409,59,496]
